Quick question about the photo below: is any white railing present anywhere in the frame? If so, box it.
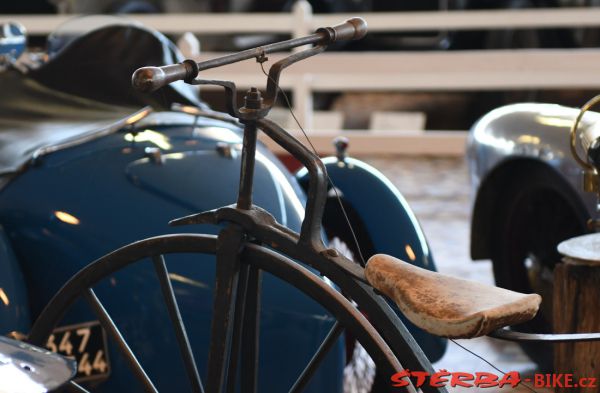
[6,3,600,34]
[3,2,600,155]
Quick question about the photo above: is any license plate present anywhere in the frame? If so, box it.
[46,321,110,382]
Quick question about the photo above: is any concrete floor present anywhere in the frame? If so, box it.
[361,156,549,393]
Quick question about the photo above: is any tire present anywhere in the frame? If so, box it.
[27,233,415,393]
[322,197,380,393]
[490,166,588,371]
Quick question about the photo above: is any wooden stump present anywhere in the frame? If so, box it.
[554,260,600,393]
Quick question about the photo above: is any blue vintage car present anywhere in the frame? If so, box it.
[467,102,600,369]
[0,17,446,391]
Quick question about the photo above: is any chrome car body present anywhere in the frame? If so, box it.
[468,102,599,261]
[0,335,76,392]
[467,102,600,368]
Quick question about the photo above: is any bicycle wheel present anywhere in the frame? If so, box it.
[27,233,415,393]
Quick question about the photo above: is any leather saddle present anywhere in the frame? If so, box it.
[365,254,541,338]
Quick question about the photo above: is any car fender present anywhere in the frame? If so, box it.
[0,225,30,335]
[296,156,447,362]
[468,103,597,260]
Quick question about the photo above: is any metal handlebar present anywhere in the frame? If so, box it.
[132,17,367,93]
[132,17,367,252]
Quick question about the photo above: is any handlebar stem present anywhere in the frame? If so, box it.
[237,119,258,210]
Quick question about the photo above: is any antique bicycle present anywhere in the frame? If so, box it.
[24,17,600,393]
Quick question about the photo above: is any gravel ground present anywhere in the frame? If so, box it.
[361,156,548,393]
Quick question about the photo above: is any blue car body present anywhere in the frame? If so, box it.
[0,19,445,391]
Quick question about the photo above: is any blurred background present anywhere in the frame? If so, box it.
[3,0,600,149]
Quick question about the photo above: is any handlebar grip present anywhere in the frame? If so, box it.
[132,59,199,93]
[316,17,368,43]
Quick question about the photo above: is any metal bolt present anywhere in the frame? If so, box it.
[144,147,163,165]
[325,248,340,258]
[216,142,236,159]
[333,136,349,162]
[244,87,263,110]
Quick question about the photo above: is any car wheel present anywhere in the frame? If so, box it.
[490,166,588,371]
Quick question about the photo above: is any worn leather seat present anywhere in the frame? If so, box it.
[365,254,542,338]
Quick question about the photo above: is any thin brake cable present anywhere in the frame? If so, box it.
[258,61,366,267]
[449,339,539,393]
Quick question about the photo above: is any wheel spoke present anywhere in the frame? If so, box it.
[83,288,158,393]
[64,381,90,393]
[241,265,262,393]
[152,255,205,393]
[289,321,344,393]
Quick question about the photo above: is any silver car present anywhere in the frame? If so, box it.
[467,102,600,369]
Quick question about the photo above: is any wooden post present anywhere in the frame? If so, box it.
[554,233,600,393]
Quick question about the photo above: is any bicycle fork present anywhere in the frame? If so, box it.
[206,223,262,393]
